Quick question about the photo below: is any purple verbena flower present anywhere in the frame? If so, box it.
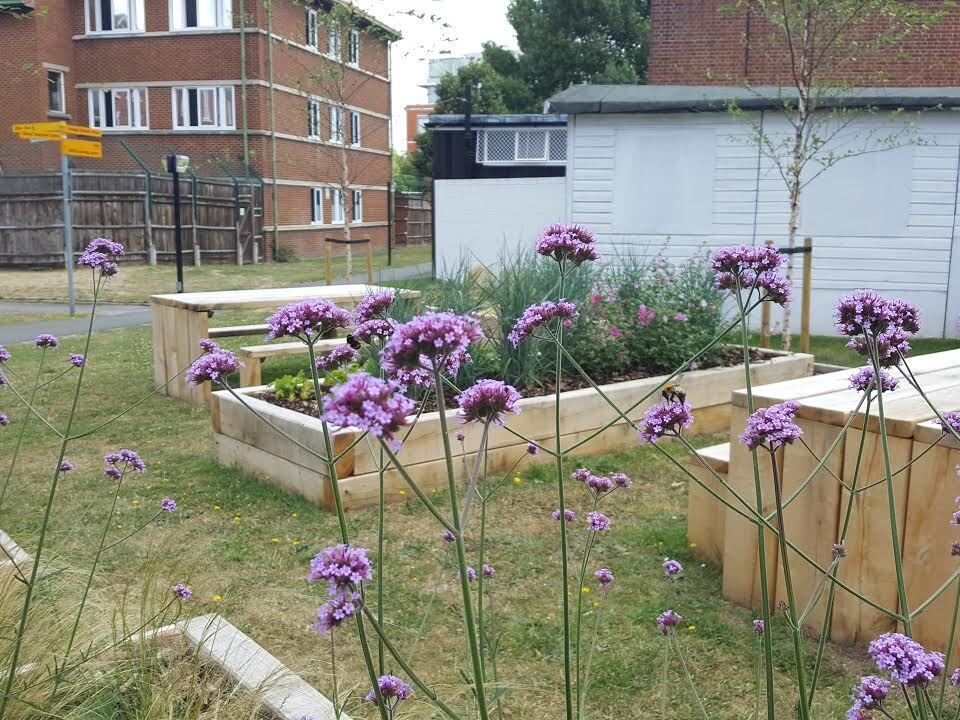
[951,668,960,686]
[353,318,396,344]
[850,676,890,711]
[657,609,682,635]
[586,474,614,494]
[266,299,352,342]
[833,543,848,559]
[314,592,360,636]
[457,566,478,582]
[0,413,8,427]
[186,348,242,385]
[508,300,579,347]
[739,401,802,451]
[315,344,357,372]
[34,334,59,349]
[161,498,177,512]
[611,472,632,488]
[527,442,539,455]
[77,238,124,277]
[638,400,694,443]
[552,508,576,522]
[711,245,788,304]
[308,544,373,592]
[0,371,7,387]
[59,460,74,473]
[662,559,684,577]
[69,353,85,368]
[753,619,765,635]
[172,583,192,600]
[756,269,792,305]
[104,449,146,479]
[381,312,483,384]
[849,367,898,393]
[588,511,610,532]
[0,346,10,364]
[440,529,456,543]
[199,338,220,353]
[457,379,521,425]
[570,468,592,482]
[354,290,395,325]
[482,564,496,577]
[936,411,960,435]
[536,223,600,265]
[835,291,921,366]
[952,540,960,557]
[455,431,465,442]
[364,674,413,706]
[868,632,945,686]
[321,372,414,450]
[594,568,614,588]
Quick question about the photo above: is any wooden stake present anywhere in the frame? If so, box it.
[800,237,813,354]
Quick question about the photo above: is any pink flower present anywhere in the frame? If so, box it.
[637,305,655,327]
[608,325,622,338]
[674,312,688,322]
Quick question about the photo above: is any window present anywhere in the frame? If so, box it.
[476,127,567,165]
[348,29,360,66]
[331,189,345,224]
[306,8,318,48]
[327,24,341,59]
[311,188,324,224]
[351,190,362,222]
[415,114,429,135]
[329,106,343,143]
[88,88,148,129]
[171,0,231,30]
[350,111,360,146]
[47,70,65,114]
[173,86,235,129]
[308,99,321,139]
[86,0,145,33]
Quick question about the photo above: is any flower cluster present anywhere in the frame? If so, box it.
[849,367,898,394]
[34,334,59,349]
[172,583,192,600]
[321,372,414,449]
[0,413,8,428]
[104,449,146,479]
[185,340,242,386]
[571,467,632,500]
[309,544,373,636]
[364,674,413,708]
[457,566,478,582]
[381,312,483,386]
[835,291,921,367]
[78,238,124,277]
[552,508,576,522]
[638,400,694,443]
[594,568,614,588]
[867,632,944,686]
[535,223,600,265]
[753,619,765,635]
[587,511,610,532]
[846,676,890,719]
[662,559,683,577]
[456,379,521,425]
[738,401,802,451]
[353,318,397,345]
[657,609,682,635]
[508,300,579,347]
[161,498,177,512]
[711,244,791,305]
[314,344,357,372]
[937,411,960,435]
[59,460,75,473]
[69,353,85,368]
[0,346,10,363]
[265,299,352,342]
[354,290,395,325]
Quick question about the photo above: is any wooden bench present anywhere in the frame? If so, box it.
[208,324,270,339]
[686,442,730,564]
[238,338,346,387]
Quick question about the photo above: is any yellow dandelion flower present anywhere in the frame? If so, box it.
[689,542,697,548]
[291,512,298,517]
[213,595,222,602]
[582,587,590,593]
[592,602,600,608]
[214,505,221,510]
[399,490,406,495]
[233,515,241,522]
[687,625,696,631]
[132,499,139,506]
[513,477,521,485]
[271,537,280,543]
[293,540,300,546]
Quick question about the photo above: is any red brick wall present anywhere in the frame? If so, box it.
[648,0,960,86]
[405,105,433,153]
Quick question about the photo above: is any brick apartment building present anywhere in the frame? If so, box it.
[404,103,433,153]
[648,0,960,87]
[0,0,397,260]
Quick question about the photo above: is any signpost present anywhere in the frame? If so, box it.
[11,122,103,315]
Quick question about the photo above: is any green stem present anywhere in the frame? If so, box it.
[754,634,762,720]
[578,591,606,719]
[671,633,710,720]
[377,442,386,675]
[573,527,597,718]
[0,351,47,510]
[432,366,490,720]
[937,577,960,716]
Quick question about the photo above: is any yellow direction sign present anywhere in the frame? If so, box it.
[15,130,66,141]
[63,124,102,138]
[12,121,66,135]
[60,138,102,159]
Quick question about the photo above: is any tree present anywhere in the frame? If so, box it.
[729,0,949,350]
[434,62,509,115]
[410,131,433,179]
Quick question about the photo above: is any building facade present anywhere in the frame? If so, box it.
[404,103,433,153]
[0,0,397,260]
[648,0,960,87]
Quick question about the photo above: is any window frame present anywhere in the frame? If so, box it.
[172,86,236,130]
[329,105,344,143]
[348,29,360,66]
[327,24,342,60]
[311,187,324,225]
[85,0,146,34]
[170,0,232,31]
[351,190,362,223]
[307,99,321,139]
[47,70,65,114]
[331,189,345,224]
[349,111,361,147]
[475,127,568,166]
[306,7,318,49]
[88,87,149,130]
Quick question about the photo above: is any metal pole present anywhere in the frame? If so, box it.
[61,153,76,316]
[173,166,184,293]
[387,180,394,267]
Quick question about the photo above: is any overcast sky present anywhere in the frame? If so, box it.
[353,0,518,150]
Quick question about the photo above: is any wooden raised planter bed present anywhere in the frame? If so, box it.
[210,351,815,511]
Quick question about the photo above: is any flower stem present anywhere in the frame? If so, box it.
[573,528,596,718]
[0,351,47,510]
[671,632,711,720]
[937,577,960,715]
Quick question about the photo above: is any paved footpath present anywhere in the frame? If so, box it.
[0,262,432,346]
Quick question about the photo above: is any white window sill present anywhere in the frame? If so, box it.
[172,127,237,132]
[84,30,146,37]
[97,127,150,133]
[170,26,233,33]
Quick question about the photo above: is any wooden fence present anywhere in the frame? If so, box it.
[0,171,263,267]
[393,191,431,247]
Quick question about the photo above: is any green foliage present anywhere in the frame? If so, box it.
[410,130,433,179]
[435,62,510,114]
[392,150,423,192]
[273,245,297,263]
[269,371,313,401]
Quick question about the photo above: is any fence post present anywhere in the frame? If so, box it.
[234,178,243,266]
[190,173,200,267]
[759,239,773,348]
[800,237,813,354]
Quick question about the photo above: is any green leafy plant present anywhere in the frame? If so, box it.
[269,371,313,401]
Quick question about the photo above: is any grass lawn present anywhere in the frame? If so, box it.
[752,334,960,367]
[0,245,432,305]
[0,320,870,720]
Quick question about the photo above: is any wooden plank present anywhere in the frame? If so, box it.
[904,440,960,659]
[851,379,960,437]
[186,307,211,405]
[181,614,348,720]
[209,324,271,339]
[832,432,911,645]
[239,338,345,359]
[687,443,730,563]
[775,418,844,632]
[151,284,419,312]
[151,302,169,390]
[914,418,960,448]
[721,406,780,610]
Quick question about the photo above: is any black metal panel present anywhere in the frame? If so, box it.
[432,129,565,180]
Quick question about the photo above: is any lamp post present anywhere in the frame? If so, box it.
[165,153,190,293]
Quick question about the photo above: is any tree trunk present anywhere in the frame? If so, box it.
[781,183,801,352]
